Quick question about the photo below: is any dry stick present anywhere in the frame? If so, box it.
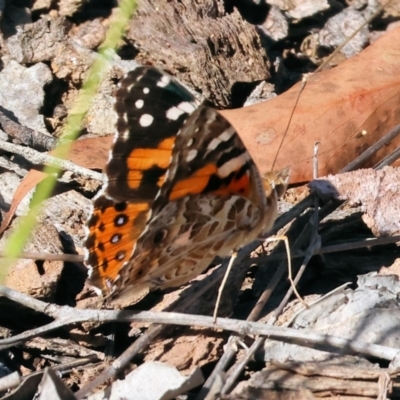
[0,106,59,151]
[0,286,398,363]
[254,235,400,264]
[373,140,400,170]
[213,251,237,322]
[0,137,104,182]
[341,123,400,173]
[375,147,400,170]
[313,142,320,180]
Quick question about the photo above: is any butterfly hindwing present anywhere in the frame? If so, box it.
[152,105,267,214]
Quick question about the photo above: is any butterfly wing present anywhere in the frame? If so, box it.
[85,67,197,293]
[113,106,274,303]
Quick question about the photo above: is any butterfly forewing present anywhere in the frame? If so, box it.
[107,67,197,202]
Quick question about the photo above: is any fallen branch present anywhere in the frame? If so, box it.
[0,285,399,363]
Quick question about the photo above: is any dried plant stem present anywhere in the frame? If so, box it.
[0,138,103,182]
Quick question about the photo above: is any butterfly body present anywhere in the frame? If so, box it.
[84,67,289,307]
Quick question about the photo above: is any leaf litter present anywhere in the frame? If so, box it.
[0,1,400,399]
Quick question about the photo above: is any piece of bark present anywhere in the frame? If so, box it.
[318,7,370,58]
[144,328,225,374]
[310,166,400,237]
[69,19,105,50]
[231,362,397,399]
[2,223,64,300]
[127,0,271,107]
[23,337,104,360]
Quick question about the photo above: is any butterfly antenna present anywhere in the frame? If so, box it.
[271,77,306,173]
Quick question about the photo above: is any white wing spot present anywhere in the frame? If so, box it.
[116,216,126,226]
[218,155,247,178]
[166,106,184,120]
[121,129,130,141]
[139,114,154,127]
[187,138,194,147]
[219,126,235,141]
[143,87,150,94]
[186,149,198,162]
[135,99,144,109]
[208,138,220,151]
[157,75,170,87]
[179,101,196,114]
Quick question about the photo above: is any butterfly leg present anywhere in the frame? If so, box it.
[263,235,307,307]
[213,251,238,323]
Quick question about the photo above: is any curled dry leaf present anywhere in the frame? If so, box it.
[222,26,400,183]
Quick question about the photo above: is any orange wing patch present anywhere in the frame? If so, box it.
[86,199,149,292]
[169,164,218,200]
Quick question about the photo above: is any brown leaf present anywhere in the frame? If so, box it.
[67,136,112,169]
[0,169,45,235]
[222,26,400,183]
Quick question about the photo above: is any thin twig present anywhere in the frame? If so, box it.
[0,106,59,151]
[253,235,400,264]
[0,136,104,182]
[374,145,400,170]
[341,123,400,173]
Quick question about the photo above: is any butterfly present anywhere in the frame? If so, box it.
[84,66,289,307]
